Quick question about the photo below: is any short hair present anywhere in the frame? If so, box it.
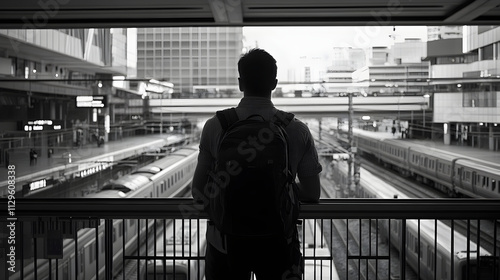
[238,48,277,95]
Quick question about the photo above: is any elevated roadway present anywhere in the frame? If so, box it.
[149,96,430,120]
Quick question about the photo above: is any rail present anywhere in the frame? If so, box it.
[1,198,500,280]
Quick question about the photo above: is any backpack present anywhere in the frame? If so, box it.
[206,108,300,242]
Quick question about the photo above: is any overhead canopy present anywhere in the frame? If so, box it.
[1,0,500,28]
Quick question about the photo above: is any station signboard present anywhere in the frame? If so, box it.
[76,95,107,108]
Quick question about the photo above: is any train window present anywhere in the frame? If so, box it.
[464,171,471,182]
[476,174,484,187]
[161,182,164,192]
[440,256,448,279]
[427,247,435,271]
[89,244,95,264]
[100,235,105,253]
[493,180,497,192]
[424,158,428,168]
[62,262,69,280]
[414,237,419,254]
[113,227,117,243]
[79,250,85,274]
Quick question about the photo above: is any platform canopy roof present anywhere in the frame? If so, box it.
[1,0,500,28]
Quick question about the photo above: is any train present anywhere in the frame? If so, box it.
[332,159,497,280]
[299,219,340,280]
[12,145,199,280]
[351,129,500,199]
[144,219,208,280]
[144,217,340,280]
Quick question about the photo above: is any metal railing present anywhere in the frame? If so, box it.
[1,198,500,280]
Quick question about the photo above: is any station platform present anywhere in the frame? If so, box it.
[0,134,181,196]
[354,129,500,166]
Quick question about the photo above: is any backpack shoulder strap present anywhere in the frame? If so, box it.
[216,108,239,131]
[273,109,295,128]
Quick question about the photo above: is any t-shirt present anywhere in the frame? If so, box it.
[196,96,323,252]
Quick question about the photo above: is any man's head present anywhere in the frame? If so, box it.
[238,48,278,98]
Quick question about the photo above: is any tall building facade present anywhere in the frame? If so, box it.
[392,39,427,64]
[425,26,500,149]
[331,47,367,71]
[0,28,136,161]
[136,27,243,96]
[427,26,462,41]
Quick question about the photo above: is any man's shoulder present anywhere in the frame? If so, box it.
[286,116,309,131]
[204,115,222,130]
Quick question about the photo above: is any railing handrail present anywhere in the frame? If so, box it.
[3,198,500,220]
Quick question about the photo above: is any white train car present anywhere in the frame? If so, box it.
[13,145,199,280]
[145,219,208,280]
[300,219,340,280]
[333,160,496,280]
[353,129,500,198]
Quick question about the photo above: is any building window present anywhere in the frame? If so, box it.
[463,91,497,107]
[481,44,494,60]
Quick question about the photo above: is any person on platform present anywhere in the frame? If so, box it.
[192,48,322,279]
[30,148,38,166]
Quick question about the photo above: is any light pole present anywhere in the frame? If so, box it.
[160,93,164,135]
[423,93,430,128]
[347,92,358,197]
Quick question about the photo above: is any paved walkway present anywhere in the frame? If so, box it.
[0,134,177,193]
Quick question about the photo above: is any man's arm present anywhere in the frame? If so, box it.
[192,161,210,203]
[297,173,321,203]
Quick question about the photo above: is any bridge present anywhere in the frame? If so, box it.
[149,96,430,120]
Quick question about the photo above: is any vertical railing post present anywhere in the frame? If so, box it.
[105,219,113,280]
[400,219,406,280]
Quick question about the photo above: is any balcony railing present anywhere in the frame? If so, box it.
[1,198,500,280]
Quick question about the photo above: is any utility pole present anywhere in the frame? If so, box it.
[346,92,361,197]
[347,93,355,197]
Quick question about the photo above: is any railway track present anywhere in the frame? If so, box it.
[321,176,394,280]
[358,156,500,264]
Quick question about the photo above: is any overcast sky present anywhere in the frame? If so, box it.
[242,26,428,80]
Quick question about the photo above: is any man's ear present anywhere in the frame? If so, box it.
[238,77,245,92]
[271,79,278,90]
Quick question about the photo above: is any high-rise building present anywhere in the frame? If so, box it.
[0,28,135,149]
[425,26,500,148]
[427,26,462,41]
[136,27,243,95]
[331,47,367,71]
[393,38,427,64]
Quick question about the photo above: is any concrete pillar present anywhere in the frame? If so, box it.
[318,118,322,141]
[489,124,495,151]
[443,122,451,145]
[41,131,47,158]
[50,100,56,120]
